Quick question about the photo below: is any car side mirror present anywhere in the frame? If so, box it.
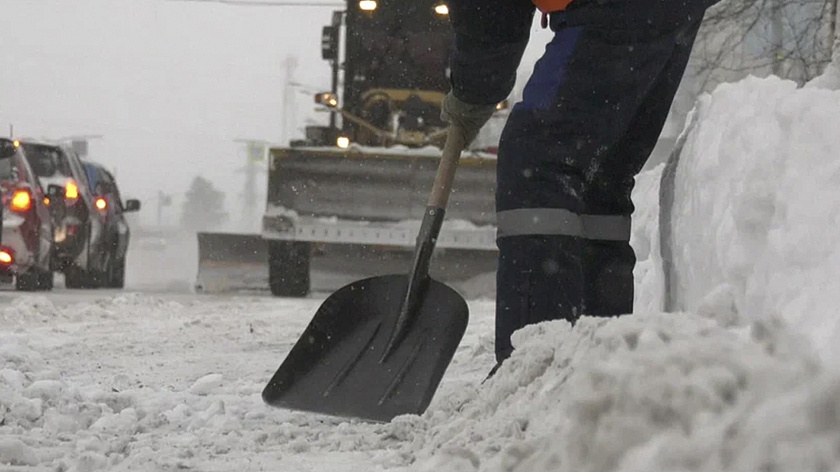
[124,199,141,212]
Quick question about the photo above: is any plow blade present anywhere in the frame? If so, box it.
[195,232,269,293]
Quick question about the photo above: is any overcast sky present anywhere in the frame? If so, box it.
[0,0,550,229]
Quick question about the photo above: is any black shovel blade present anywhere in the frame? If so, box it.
[262,274,468,422]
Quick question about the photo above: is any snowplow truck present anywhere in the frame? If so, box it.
[196,0,501,296]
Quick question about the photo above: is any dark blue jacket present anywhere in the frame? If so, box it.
[449,0,535,105]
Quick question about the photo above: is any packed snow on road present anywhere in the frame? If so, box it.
[3,71,840,471]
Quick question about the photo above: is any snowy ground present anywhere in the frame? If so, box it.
[4,71,840,471]
[0,291,500,471]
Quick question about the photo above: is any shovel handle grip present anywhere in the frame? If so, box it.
[428,126,467,209]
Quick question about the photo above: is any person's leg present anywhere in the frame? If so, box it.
[495,26,587,363]
[494,18,700,363]
[581,19,702,317]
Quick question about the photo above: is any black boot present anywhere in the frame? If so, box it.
[582,239,635,316]
[495,234,584,363]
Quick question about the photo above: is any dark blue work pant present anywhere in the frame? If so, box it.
[495,12,702,362]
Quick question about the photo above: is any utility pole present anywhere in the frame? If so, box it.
[329,10,343,131]
[281,56,299,146]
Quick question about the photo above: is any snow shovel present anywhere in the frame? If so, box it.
[262,126,470,422]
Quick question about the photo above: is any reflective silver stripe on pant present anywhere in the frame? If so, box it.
[496,208,631,241]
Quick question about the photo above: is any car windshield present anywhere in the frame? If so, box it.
[347,0,451,94]
[84,164,101,192]
[22,144,73,179]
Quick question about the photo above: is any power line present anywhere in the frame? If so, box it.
[167,0,343,6]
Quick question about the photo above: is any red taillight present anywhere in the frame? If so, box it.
[95,197,108,211]
[67,225,78,236]
[65,180,79,200]
[0,247,14,265]
[10,189,31,212]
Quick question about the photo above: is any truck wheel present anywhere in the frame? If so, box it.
[16,271,42,291]
[16,269,51,291]
[64,267,89,289]
[268,241,310,297]
[87,269,106,289]
[38,270,54,290]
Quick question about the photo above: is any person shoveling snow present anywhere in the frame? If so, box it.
[441,0,719,369]
[263,0,728,422]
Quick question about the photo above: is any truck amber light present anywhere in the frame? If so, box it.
[0,248,13,265]
[315,92,339,108]
[65,180,79,200]
[10,189,31,212]
[359,0,377,11]
[95,197,108,211]
[434,4,449,15]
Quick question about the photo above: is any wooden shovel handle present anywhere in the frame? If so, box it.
[428,126,467,209]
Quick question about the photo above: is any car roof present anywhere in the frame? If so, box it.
[82,160,106,170]
[18,138,57,146]
[17,139,78,152]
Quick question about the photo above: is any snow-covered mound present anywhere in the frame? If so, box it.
[667,75,840,366]
[390,69,840,471]
[404,313,838,472]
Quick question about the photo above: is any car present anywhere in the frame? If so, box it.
[19,140,107,288]
[0,138,55,290]
[81,161,140,288]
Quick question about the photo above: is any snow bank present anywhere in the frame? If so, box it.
[630,164,666,314]
[402,312,840,472]
[666,75,840,365]
[387,70,840,471]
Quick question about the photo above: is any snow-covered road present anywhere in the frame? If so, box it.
[0,290,500,471]
[4,285,840,472]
